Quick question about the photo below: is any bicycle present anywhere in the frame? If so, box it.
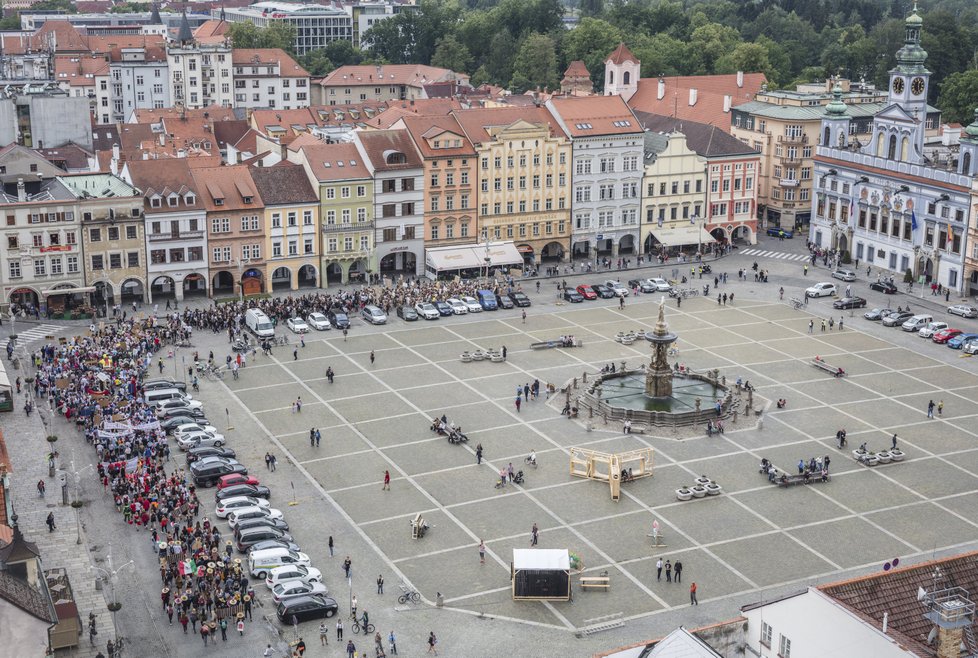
[397,583,421,605]
[351,619,375,634]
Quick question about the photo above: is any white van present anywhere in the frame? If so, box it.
[245,308,275,339]
[902,314,934,332]
[145,388,187,406]
[248,548,311,578]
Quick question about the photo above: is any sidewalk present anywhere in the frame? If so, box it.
[4,392,114,658]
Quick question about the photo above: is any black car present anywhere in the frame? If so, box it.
[191,461,248,488]
[144,379,188,392]
[495,293,515,309]
[162,416,210,432]
[159,406,205,420]
[215,483,271,503]
[432,300,454,316]
[869,281,898,294]
[327,309,350,329]
[396,306,419,321]
[563,289,584,303]
[508,291,531,307]
[236,526,294,553]
[276,594,339,623]
[187,445,236,466]
[591,283,616,299]
[628,279,656,293]
[832,296,867,310]
[233,516,290,536]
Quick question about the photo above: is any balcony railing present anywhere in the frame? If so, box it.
[779,155,801,165]
[778,133,808,144]
[322,221,374,233]
[148,230,204,242]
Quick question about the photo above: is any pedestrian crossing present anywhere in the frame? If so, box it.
[10,324,65,345]
[740,248,809,262]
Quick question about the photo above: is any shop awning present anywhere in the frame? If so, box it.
[425,242,524,273]
[650,226,715,247]
[42,286,97,297]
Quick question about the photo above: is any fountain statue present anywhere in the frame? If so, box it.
[645,298,678,398]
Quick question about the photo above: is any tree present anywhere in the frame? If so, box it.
[579,0,603,19]
[227,22,297,54]
[716,42,772,78]
[484,28,517,87]
[431,35,473,73]
[362,11,420,63]
[631,33,687,78]
[299,50,333,77]
[685,22,742,75]
[937,70,978,126]
[561,18,622,90]
[509,32,559,93]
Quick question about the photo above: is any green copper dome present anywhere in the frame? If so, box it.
[825,83,847,116]
[895,3,928,73]
[965,109,978,138]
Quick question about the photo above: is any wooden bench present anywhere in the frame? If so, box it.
[777,473,830,487]
[579,576,610,591]
[812,358,846,377]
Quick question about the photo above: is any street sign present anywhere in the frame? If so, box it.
[596,234,604,241]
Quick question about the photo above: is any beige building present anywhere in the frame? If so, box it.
[67,174,146,307]
[454,106,573,265]
[640,131,708,254]
[730,80,891,231]
[313,64,468,106]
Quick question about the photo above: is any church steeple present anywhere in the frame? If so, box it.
[895,2,928,75]
[177,9,194,45]
[150,1,162,26]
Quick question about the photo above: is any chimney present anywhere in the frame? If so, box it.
[16,178,25,202]
[882,612,888,633]
[657,78,665,100]
[723,95,731,113]
[688,88,698,106]
[936,627,964,658]
[737,71,744,88]
[112,143,120,161]
[159,133,165,146]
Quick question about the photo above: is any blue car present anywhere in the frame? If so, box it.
[766,227,793,238]
[947,333,978,349]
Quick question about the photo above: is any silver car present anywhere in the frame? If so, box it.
[948,304,978,319]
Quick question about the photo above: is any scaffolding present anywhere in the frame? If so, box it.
[569,447,653,501]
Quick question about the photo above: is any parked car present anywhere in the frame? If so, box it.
[173,422,218,436]
[287,317,309,333]
[902,314,934,332]
[192,461,248,488]
[433,300,454,316]
[964,340,978,355]
[215,483,271,503]
[228,507,285,530]
[232,516,290,536]
[805,282,836,298]
[604,280,629,297]
[415,302,440,320]
[948,332,978,349]
[494,294,514,309]
[591,284,616,299]
[306,312,331,331]
[646,277,672,292]
[863,308,887,321]
[265,565,323,589]
[271,581,329,605]
[155,398,203,417]
[216,496,270,519]
[159,406,205,421]
[918,322,949,339]
[360,305,387,325]
[396,306,419,321]
[176,431,226,451]
[576,284,597,300]
[766,227,793,238]
[275,594,338,623]
[563,289,584,303]
[948,304,978,319]
[217,473,260,490]
[882,311,914,327]
[186,445,236,466]
[460,296,482,312]
[245,538,300,555]
[446,298,468,315]
[326,309,349,330]
[144,379,187,392]
[933,328,963,344]
[235,526,294,553]
[832,296,866,309]
[831,269,856,282]
[869,281,898,294]
[628,279,656,293]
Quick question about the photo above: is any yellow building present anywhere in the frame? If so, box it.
[640,131,709,254]
[248,165,321,290]
[290,142,374,284]
[454,107,572,265]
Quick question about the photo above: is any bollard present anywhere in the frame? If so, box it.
[436,592,444,607]
[61,484,68,506]
[732,409,738,424]
[573,377,578,389]
[582,371,588,383]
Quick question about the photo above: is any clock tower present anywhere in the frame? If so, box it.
[874,3,929,163]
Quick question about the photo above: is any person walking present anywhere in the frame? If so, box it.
[345,639,355,658]
[37,479,45,497]
[665,559,672,583]
[389,630,398,655]
[938,400,944,416]
[315,429,321,446]
[382,470,390,491]
[521,310,526,324]
[270,454,277,471]
[46,512,56,532]
[236,617,245,636]
[427,632,438,655]
[377,575,384,594]
[808,320,814,334]
[475,443,483,465]
[337,618,344,641]
[530,523,538,546]
[343,556,352,579]
[892,433,898,450]
[265,452,272,470]
[319,622,329,646]
[803,264,808,276]
[310,428,316,447]
[515,396,521,413]
[220,618,228,641]
[328,536,334,557]
[674,559,683,583]
[656,557,663,581]
[927,399,935,418]
[690,582,698,605]
[479,539,486,564]
[293,346,298,361]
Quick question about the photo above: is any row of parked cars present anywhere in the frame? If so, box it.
[145,378,340,625]
[562,278,671,303]
[863,305,978,353]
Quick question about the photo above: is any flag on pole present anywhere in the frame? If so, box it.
[911,209,918,231]
[178,558,197,576]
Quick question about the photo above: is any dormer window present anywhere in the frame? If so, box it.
[214,198,224,206]
[185,194,195,206]
[243,195,253,204]
[150,196,162,208]
[385,151,407,165]
[168,194,178,207]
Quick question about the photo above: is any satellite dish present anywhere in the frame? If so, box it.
[918,586,928,602]
[892,558,900,567]
[927,626,938,644]
[884,562,891,571]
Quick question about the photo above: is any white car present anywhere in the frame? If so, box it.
[948,304,978,319]
[175,431,226,450]
[964,341,978,355]
[271,580,329,604]
[227,506,284,529]
[155,398,203,417]
[215,496,270,519]
[446,298,468,315]
[604,280,630,297]
[646,278,671,292]
[415,302,440,320]
[287,317,309,333]
[460,296,482,312]
[265,564,323,589]
[306,313,331,331]
[805,282,837,298]
[918,321,948,339]
[173,422,218,436]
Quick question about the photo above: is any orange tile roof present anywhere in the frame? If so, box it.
[1,21,89,55]
[606,43,638,65]
[108,45,166,63]
[191,165,263,211]
[53,54,109,87]
[300,142,371,181]
[356,129,423,171]
[231,48,308,78]
[400,114,476,159]
[563,60,590,79]
[130,105,237,124]
[367,99,462,129]
[548,95,642,137]
[318,64,466,88]
[452,106,569,146]
[124,158,200,214]
[193,19,230,42]
[86,34,166,54]
[627,72,767,131]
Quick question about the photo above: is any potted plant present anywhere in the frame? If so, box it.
[676,485,693,502]
[705,481,722,495]
[890,448,905,461]
[460,351,472,363]
[70,500,83,509]
[107,602,122,612]
[876,451,892,464]
[46,435,58,445]
[691,484,707,498]
[695,475,711,486]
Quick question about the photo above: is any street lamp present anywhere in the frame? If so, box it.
[236,258,251,302]
[90,544,134,635]
[68,454,94,545]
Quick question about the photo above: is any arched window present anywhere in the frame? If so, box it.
[823,127,831,146]
[901,136,910,161]
[608,70,615,85]
[623,71,630,85]
[876,132,885,156]
[888,134,897,160]
[963,152,972,174]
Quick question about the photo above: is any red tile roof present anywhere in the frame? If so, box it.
[191,165,263,212]
[563,60,590,79]
[53,54,108,87]
[231,48,309,78]
[356,129,423,171]
[548,95,642,137]
[124,158,200,214]
[299,142,371,182]
[627,72,767,131]
[606,43,638,65]
[86,34,166,54]
[400,114,476,159]
[452,105,569,146]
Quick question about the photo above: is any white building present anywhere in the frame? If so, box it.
[354,128,424,276]
[219,2,352,55]
[231,48,310,110]
[53,54,112,126]
[547,94,644,260]
[350,0,417,48]
[109,46,171,122]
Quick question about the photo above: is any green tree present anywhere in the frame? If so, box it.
[299,50,333,77]
[484,28,517,86]
[362,11,419,63]
[632,33,687,78]
[685,22,742,75]
[716,42,771,78]
[579,0,603,19]
[431,35,473,73]
[937,70,978,125]
[319,40,364,68]
[228,22,297,54]
[561,18,622,89]
[509,32,559,93]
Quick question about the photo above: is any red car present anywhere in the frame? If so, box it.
[576,284,597,300]
[218,473,261,489]
[932,328,962,344]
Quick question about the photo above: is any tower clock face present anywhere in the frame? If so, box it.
[911,77,925,96]
[892,78,904,94]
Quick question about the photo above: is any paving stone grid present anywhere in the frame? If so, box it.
[221,293,978,633]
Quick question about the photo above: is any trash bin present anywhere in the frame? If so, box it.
[436,592,443,608]
[95,576,103,591]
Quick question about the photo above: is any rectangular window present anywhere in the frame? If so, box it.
[8,261,20,278]
[760,622,773,647]
[33,258,45,276]
[67,255,78,273]
[89,228,101,242]
[109,253,122,269]
[127,252,139,267]
[779,635,791,658]
[91,255,103,270]
[107,226,120,241]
